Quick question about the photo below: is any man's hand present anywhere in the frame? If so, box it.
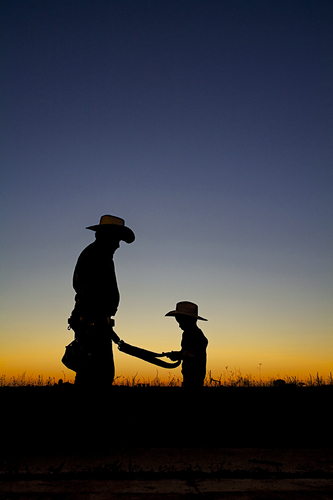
[110,328,121,344]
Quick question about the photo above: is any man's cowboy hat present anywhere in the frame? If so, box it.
[165,301,207,321]
[86,214,135,243]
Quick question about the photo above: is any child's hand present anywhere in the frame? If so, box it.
[163,351,180,361]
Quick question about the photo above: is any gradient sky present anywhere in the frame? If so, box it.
[1,0,332,383]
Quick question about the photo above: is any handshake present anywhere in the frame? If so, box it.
[163,350,181,361]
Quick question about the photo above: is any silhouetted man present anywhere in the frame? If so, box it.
[164,301,208,389]
[68,214,135,388]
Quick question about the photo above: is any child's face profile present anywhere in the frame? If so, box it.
[175,314,196,330]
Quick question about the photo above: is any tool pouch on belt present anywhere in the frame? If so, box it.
[61,339,93,372]
[68,313,118,342]
[63,314,99,372]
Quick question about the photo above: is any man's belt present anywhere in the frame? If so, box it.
[118,341,181,369]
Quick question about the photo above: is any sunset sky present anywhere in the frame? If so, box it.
[1,0,332,383]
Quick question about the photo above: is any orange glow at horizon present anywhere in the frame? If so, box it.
[1,312,332,385]
[2,346,332,385]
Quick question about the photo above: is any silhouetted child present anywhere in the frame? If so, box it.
[164,301,208,390]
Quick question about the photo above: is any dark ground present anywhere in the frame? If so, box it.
[1,385,332,498]
[1,384,332,450]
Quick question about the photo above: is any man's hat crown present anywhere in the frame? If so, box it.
[86,214,135,243]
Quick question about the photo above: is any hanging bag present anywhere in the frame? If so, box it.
[61,339,93,372]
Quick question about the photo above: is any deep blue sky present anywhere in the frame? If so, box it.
[1,0,332,380]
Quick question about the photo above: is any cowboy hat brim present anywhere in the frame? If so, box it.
[165,310,207,321]
[86,224,135,244]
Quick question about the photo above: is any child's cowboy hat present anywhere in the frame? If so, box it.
[86,214,135,243]
[165,301,207,321]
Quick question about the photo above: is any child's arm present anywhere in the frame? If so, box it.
[164,349,196,360]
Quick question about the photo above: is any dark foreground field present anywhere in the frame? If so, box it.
[1,384,332,450]
[1,385,332,499]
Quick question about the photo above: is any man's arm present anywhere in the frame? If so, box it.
[107,318,121,344]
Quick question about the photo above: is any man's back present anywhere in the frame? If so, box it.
[73,240,120,318]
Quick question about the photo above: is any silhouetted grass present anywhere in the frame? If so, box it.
[0,372,59,387]
[1,370,332,388]
[111,369,333,387]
